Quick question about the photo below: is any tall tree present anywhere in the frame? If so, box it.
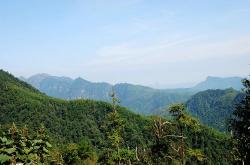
[105,89,124,164]
[169,104,186,165]
[169,103,202,165]
[230,78,250,164]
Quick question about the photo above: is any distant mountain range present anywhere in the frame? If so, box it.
[20,74,243,114]
[193,76,243,91]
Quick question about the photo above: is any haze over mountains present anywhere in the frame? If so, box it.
[20,73,243,115]
[193,76,243,91]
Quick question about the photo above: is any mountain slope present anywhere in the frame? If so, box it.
[186,88,241,131]
[21,74,243,117]
[22,74,194,114]
[68,77,112,100]
[0,69,152,147]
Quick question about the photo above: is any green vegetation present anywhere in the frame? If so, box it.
[230,78,250,164]
[0,123,52,164]
[0,69,239,164]
[23,74,194,114]
[168,103,202,164]
[23,74,242,115]
[186,88,240,131]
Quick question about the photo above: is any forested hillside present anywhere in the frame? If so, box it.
[22,74,242,115]
[0,70,151,145]
[186,88,241,131]
[22,74,194,114]
[0,69,235,164]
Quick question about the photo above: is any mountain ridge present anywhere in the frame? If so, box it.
[20,74,243,114]
[193,76,242,91]
[21,74,243,91]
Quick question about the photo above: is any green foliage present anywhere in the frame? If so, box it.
[24,74,243,115]
[168,104,234,164]
[169,103,200,129]
[106,109,124,149]
[186,88,240,131]
[62,140,97,165]
[0,69,237,164]
[169,103,185,117]
[101,90,138,164]
[186,148,205,162]
[0,124,51,164]
[0,69,152,148]
[230,78,250,164]
[151,116,173,161]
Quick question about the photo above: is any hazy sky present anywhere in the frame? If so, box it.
[0,0,250,88]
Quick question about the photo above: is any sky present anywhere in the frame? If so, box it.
[0,0,250,88]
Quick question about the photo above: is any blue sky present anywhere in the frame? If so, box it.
[0,0,250,88]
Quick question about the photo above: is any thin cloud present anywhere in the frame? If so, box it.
[84,35,250,68]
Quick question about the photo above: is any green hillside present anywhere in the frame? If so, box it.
[23,74,194,114]
[186,88,241,131]
[0,69,235,164]
[0,70,151,146]
[22,74,242,115]
[114,83,192,114]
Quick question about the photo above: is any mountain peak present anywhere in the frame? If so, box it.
[206,76,242,80]
[30,73,51,78]
[206,76,219,80]
[74,77,90,83]
[194,76,243,90]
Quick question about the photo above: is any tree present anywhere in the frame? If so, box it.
[150,116,172,163]
[32,124,52,163]
[169,103,203,165]
[62,140,97,165]
[169,104,186,165]
[104,89,124,164]
[230,78,250,164]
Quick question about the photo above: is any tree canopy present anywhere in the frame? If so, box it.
[230,78,250,164]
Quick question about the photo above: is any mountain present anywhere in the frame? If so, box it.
[26,73,74,98]
[22,74,194,114]
[21,74,243,115]
[68,77,112,100]
[193,76,243,91]
[19,73,244,132]
[0,69,151,146]
[0,69,235,164]
[186,88,242,131]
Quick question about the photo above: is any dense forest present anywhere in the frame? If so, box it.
[0,69,248,164]
[186,88,241,131]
